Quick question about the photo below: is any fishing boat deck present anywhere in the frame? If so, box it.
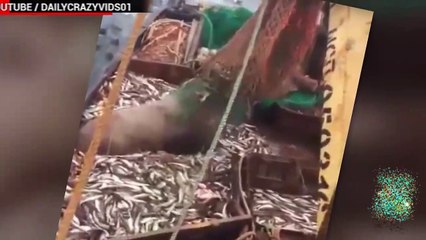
[67,71,319,240]
[68,3,323,239]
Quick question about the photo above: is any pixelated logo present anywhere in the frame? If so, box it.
[370,167,419,229]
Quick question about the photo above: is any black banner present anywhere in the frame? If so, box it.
[1,0,151,13]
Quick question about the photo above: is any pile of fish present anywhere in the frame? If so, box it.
[82,72,176,122]
[251,189,318,234]
[66,73,318,239]
[66,152,204,239]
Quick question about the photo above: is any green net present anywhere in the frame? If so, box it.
[201,6,253,49]
[259,91,322,110]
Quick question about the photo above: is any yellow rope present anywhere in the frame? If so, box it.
[56,13,146,240]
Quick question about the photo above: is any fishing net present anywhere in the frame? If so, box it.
[200,6,253,49]
[135,19,191,64]
[199,4,322,111]
[200,0,322,102]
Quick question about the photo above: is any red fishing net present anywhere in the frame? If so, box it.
[201,0,322,101]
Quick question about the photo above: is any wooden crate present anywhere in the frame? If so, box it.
[128,6,204,85]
